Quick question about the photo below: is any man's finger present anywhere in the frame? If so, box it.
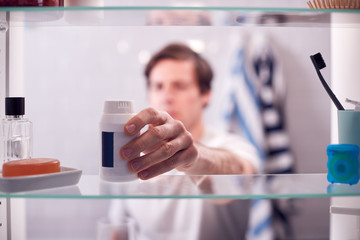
[120,121,185,160]
[127,132,193,173]
[124,108,170,136]
[137,146,197,180]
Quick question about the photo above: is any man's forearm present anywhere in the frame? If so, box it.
[177,142,256,175]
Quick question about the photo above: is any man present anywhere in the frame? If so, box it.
[110,43,260,239]
[120,43,259,179]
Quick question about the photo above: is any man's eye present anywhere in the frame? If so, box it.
[175,83,188,90]
[151,84,162,91]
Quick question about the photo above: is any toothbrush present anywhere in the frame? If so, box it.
[310,52,345,110]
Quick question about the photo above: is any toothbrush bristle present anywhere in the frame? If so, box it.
[312,52,326,69]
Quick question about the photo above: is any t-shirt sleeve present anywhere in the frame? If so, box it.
[200,129,262,173]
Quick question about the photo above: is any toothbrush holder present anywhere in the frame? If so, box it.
[338,110,360,147]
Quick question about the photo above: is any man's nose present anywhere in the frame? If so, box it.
[162,86,175,103]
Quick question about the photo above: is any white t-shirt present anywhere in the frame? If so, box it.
[109,127,260,240]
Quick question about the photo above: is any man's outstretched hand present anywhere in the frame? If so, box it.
[120,108,199,180]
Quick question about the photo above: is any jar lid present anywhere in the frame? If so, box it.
[103,100,134,114]
[5,97,25,116]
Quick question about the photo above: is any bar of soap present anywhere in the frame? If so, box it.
[2,158,61,177]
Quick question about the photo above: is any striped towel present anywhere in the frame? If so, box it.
[223,33,295,239]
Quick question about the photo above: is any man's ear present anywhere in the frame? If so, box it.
[202,90,211,108]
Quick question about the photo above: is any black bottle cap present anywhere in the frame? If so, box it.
[5,97,25,116]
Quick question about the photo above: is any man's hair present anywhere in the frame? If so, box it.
[144,43,213,94]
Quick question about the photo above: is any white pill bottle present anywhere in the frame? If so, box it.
[100,100,138,182]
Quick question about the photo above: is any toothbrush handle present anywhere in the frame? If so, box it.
[316,70,345,110]
[310,57,345,110]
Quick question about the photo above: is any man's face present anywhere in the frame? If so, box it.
[148,59,210,132]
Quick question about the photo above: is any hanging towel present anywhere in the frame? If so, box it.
[223,32,295,239]
[247,33,294,175]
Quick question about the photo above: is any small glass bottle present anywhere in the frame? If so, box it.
[0,97,33,165]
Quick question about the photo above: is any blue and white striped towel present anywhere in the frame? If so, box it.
[223,33,295,239]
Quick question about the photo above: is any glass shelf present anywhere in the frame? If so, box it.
[1,173,360,199]
[0,0,358,10]
[0,0,359,28]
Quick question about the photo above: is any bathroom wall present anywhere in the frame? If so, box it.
[18,17,331,239]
